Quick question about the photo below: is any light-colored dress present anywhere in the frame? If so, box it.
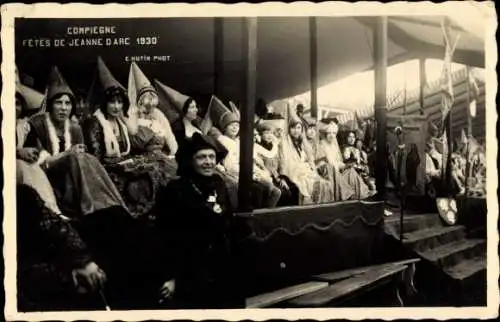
[279,135,334,205]
[16,117,62,215]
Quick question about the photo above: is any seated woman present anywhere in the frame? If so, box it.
[155,133,247,309]
[23,66,128,219]
[315,123,355,201]
[280,115,335,205]
[256,119,299,206]
[84,57,177,218]
[154,80,240,208]
[15,81,63,217]
[22,67,159,308]
[340,130,373,199]
[207,96,281,208]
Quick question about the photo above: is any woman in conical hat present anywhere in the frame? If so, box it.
[154,79,204,148]
[24,66,130,218]
[317,123,371,201]
[206,96,282,209]
[256,118,299,206]
[279,109,335,205]
[83,58,177,218]
[15,80,63,216]
[126,62,178,157]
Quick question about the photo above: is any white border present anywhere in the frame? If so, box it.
[2,2,498,321]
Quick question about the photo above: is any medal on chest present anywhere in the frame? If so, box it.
[191,181,223,214]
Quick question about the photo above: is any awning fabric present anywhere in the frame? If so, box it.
[15,15,484,105]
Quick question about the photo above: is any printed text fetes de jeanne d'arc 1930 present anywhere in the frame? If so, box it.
[21,25,160,48]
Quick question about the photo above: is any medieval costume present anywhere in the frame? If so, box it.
[279,114,335,205]
[154,133,247,309]
[23,66,127,219]
[22,67,162,309]
[256,119,299,206]
[83,57,177,218]
[206,95,281,208]
[315,123,359,201]
[154,79,240,208]
[124,63,178,186]
[386,125,422,196]
[342,131,376,195]
[15,80,64,216]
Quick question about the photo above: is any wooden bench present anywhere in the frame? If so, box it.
[245,259,420,308]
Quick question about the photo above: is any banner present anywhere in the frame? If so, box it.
[386,114,429,196]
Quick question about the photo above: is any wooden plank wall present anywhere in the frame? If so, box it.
[340,67,486,145]
[387,67,486,144]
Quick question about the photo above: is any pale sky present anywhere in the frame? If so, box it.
[289,58,483,114]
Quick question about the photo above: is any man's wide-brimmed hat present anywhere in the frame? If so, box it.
[175,132,228,176]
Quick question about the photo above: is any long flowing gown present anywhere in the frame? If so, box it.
[318,138,370,200]
[84,111,178,219]
[23,113,127,219]
[216,134,281,208]
[279,134,334,205]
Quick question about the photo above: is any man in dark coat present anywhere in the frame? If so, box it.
[155,133,248,309]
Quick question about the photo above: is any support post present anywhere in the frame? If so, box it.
[238,17,258,213]
[419,57,426,114]
[374,16,388,201]
[214,18,224,97]
[309,16,318,120]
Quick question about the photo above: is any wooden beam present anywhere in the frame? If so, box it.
[374,16,388,200]
[238,17,258,213]
[419,57,426,113]
[309,16,318,119]
[214,18,224,97]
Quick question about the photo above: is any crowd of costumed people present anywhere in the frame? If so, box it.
[14,56,485,310]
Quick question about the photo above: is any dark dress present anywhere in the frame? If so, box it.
[16,184,102,311]
[154,173,248,309]
[83,116,178,219]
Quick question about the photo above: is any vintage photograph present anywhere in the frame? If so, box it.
[2,2,497,320]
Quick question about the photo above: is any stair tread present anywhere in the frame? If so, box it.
[418,239,486,261]
[402,225,465,243]
[444,255,487,280]
[385,213,440,224]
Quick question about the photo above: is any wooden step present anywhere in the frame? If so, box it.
[385,213,443,235]
[444,255,487,281]
[401,226,467,252]
[418,239,486,269]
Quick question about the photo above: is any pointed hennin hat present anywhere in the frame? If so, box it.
[46,66,74,101]
[154,79,190,123]
[128,62,156,104]
[87,56,126,110]
[206,95,239,131]
[16,82,45,111]
[96,56,125,91]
